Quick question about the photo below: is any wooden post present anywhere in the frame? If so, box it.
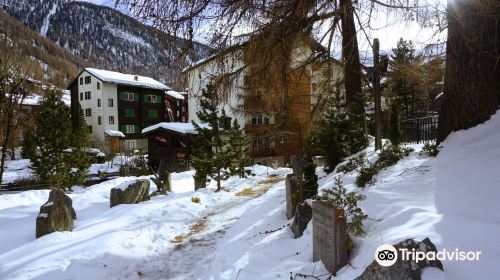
[373,38,382,150]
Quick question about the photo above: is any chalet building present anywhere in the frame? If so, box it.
[68,68,172,153]
[165,90,189,122]
[183,36,344,166]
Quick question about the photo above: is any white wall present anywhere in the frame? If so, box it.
[77,71,118,142]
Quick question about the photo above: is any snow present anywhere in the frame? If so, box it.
[85,68,171,90]
[2,110,500,279]
[104,130,125,138]
[165,90,185,100]
[40,3,57,37]
[142,122,210,135]
[435,92,444,100]
[114,180,136,191]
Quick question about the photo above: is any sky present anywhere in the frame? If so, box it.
[82,0,447,57]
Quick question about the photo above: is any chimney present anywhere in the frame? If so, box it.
[134,75,139,81]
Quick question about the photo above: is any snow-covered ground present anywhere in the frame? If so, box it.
[1,111,500,279]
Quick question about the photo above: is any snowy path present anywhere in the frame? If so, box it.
[129,177,285,280]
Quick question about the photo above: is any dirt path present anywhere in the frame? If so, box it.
[132,176,285,280]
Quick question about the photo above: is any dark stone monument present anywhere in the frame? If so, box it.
[312,200,348,274]
[110,179,150,207]
[355,238,443,280]
[36,188,76,238]
[291,201,312,238]
[285,174,298,219]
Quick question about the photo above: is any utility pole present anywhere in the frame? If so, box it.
[372,38,382,150]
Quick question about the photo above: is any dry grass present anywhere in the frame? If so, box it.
[235,187,257,196]
[170,235,184,244]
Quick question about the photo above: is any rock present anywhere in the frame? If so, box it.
[36,188,76,238]
[355,238,444,280]
[110,179,150,208]
[291,201,312,238]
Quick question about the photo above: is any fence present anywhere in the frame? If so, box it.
[400,115,438,144]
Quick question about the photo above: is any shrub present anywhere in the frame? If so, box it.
[422,143,439,157]
[191,196,201,203]
[337,152,366,173]
[355,144,414,187]
[318,177,368,236]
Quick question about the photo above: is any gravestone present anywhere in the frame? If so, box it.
[285,174,298,219]
[312,200,348,274]
[36,188,76,238]
[110,179,150,207]
[291,201,312,238]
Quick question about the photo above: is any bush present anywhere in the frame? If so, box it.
[422,143,439,157]
[355,144,414,187]
[191,196,201,204]
[337,152,366,173]
[318,177,368,236]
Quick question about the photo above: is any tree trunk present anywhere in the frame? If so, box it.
[437,0,500,143]
[340,0,363,107]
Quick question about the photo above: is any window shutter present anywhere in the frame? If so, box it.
[134,93,139,101]
[144,95,149,102]
[119,92,125,100]
[119,125,126,133]
[135,125,140,133]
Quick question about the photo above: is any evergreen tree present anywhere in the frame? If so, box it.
[68,106,91,186]
[32,89,72,190]
[21,129,37,160]
[191,83,229,191]
[227,119,251,178]
[388,99,402,145]
[302,151,318,199]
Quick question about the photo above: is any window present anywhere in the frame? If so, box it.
[145,94,158,103]
[85,108,92,117]
[124,108,135,117]
[148,110,158,118]
[252,136,274,151]
[85,91,91,100]
[97,99,101,107]
[88,126,92,133]
[124,140,137,150]
[97,82,100,90]
[108,98,114,107]
[98,116,102,125]
[120,92,136,101]
[109,116,114,124]
[80,77,83,85]
[80,92,83,101]
[85,76,91,84]
[125,125,135,134]
[250,112,272,125]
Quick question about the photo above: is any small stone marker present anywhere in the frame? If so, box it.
[291,201,312,238]
[285,174,298,219]
[36,188,76,238]
[312,200,348,274]
[110,179,150,207]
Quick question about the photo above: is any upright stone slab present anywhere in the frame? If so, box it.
[110,179,150,207]
[36,188,76,238]
[291,201,312,238]
[285,174,298,219]
[312,200,348,274]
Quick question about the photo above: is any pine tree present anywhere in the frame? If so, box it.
[21,129,37,160]
[302,151,318,199]
[227,119,251,178]
[191,83,229,191]
[68,106,91,186]
[32,89,72,190]
[388,99,402,145]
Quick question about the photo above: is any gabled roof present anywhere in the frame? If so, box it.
[79,68,171,90]
[142,122,210,135]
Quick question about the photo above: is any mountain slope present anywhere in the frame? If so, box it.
[0,10,89,87]
[0,0,212,88]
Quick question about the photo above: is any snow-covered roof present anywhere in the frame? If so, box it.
[142,122,210,135]
[21,90,71,107]
[165,90,185,100]
[84,68,171,90]
[104,130,125,138]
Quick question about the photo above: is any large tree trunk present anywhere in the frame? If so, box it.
[437,0,500,143]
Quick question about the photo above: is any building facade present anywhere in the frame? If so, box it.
[68,68,170,153]
[183,38,345,166]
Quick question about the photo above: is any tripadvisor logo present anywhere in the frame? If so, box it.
[375,243,482,267]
